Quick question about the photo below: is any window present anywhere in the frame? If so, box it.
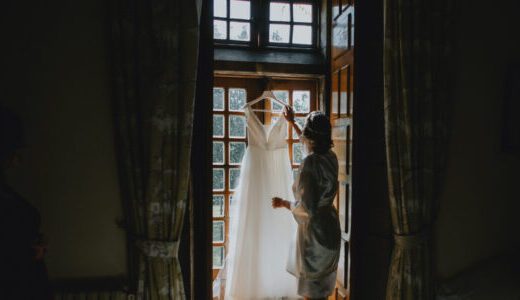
[268,1,314,45]
[212,83,248,273]
[212,77,317,276]
[213,0,318,48]
[214,0,252,43]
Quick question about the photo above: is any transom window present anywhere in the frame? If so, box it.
[213,0,318,48]
[214,0,252,42]
[269,1,314,45]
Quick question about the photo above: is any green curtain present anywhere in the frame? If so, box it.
[110,0,201,299]
[383,0,453,299]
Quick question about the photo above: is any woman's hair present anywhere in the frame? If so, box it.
[301,111,333,154]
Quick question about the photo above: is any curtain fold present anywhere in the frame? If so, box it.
[110,0,202,299]
[383,0,453,299]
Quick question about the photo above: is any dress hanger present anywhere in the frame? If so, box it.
[241,90,287,112]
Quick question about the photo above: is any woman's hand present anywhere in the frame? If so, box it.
[284,105,302,137]
[283,105,295,123]
[272,197,291,210]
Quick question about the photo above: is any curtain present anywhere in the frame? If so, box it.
[383,0,453,299]
[110,0,202,299]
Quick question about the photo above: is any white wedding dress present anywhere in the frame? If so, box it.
[223,106,299,299]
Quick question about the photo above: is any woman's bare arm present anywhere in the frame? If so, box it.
[283,106,302,137]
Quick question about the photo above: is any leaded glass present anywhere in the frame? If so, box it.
[213,115,224,137]
[229,115,246,138]
[229,88,246,111]
[213,168,225,191]
[229,168,240,190]
[293,90,310,113]
[293,142,303,164]
[229,142,246,165]
[213,195,225,217]
[213,141,225,164]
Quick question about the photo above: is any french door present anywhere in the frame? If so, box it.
[211,76,318,280]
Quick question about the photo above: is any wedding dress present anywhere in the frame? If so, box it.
[223,106,299,299]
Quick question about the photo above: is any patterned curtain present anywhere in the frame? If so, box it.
[383,0,453,299]
[110,0,202,299]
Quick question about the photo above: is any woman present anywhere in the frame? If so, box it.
[272,106,341,300]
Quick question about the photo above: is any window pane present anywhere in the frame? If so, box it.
[292,25,312,45]
[230,22,250,41]
[213,87,225,111]
[292,168,300,181]
[213,195,225,217]
[214,20,227,40]
[230,0,251,19]
[293,90,310,113]
[213,168,225,191]
[293,4,313,23]
[229,142,246,165]
[214,0,227,17]
[213,246,224,269]
[270,2,290,21]
[213,115,224,137]
[229,115,246,138]
[229,88,247,111]
[293,143,303,164]
[213,141,225,164]
[229,168,240,190]
[269,24,290,43]
[213,221,225,243]
[292,117,306,138]
[273,90,288,112]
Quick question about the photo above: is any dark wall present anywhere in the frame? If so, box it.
[0,1,127,279]
[434,0,520,279]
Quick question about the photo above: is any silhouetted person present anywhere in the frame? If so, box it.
[0,106,52,299]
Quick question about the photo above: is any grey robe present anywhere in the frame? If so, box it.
[287,150,341,280]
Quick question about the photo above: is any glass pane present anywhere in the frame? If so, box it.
[229,168,240,190]
[214,0,227,17]
[230,21,250,41]
[293,4,312,23]
[214,20,227,40]
[332,72,339,114]
[229,115,246,138]
[292,168,300,181]
[292,25,312,45]
[269,24,290,43]
[213,246,225,269]
[213,221,225,243]
[213,115,224,137]
[213,87,225,111]
[340,69,348,114]
[213,168,225,191]
[293,143,303,164]
[273,90,289,112]
[213,195,225,217]
[229,142,246,165]
[293,90,310,113]
[270,2,290,21]
[292,117,306,138]
[229,194,235,206]
[230,0,251,19]
[229,88,247,111]
[213,141,225,164]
